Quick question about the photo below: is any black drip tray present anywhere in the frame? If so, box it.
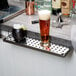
[3,31,73,57]
[0,5,22,19]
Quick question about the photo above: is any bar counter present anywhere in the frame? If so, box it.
[0,12,76,76]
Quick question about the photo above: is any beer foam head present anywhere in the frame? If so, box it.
[38,10,51,20]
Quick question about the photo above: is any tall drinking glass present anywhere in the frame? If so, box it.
[38,3,51,47]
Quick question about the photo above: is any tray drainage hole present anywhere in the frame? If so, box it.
[56,47,59,48]
[62,51,64,52]
[58,50,61,51]
[55,48,57,50]
[61,53,65,56]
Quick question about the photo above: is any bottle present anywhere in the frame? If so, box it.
[25,0,35,15]
[52,0,61,15]
[61,0,71,16]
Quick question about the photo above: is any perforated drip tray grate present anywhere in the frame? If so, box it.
[3,31,73,57]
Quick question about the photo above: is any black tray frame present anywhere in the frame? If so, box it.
[3,30,73,57]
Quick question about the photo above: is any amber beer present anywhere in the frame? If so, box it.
[38,10,51,47]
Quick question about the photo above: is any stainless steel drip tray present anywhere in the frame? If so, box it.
[3,31,73,57]
[0,5,24,23]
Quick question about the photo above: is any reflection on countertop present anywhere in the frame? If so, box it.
[0,5,23,19]
[0,0,25,23]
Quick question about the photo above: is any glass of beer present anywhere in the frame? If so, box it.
[38,5,51,47]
